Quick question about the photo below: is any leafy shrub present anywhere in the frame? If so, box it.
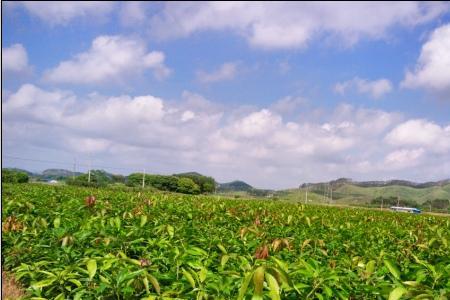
[66,170,111,187]
[177,177,200,194]
[1,169,29,183]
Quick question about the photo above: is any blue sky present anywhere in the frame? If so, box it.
[2,2,450,188]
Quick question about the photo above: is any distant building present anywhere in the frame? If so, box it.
[390,206,421,214]
[48,180,58,184]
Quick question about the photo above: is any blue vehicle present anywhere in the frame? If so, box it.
[390,206,421,214]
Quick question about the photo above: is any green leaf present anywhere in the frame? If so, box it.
[74,290,84,300]
[402,281,419,287]
[221,255,230,267]
[55,293,65,300]
[265,272,280,300]
[217,243,227,254]
[140,215,148,227]
[182,268,196,289]
[147,274,160,294]
[143,276,150,294]
[53,217,61,228]
[384,259,401,280]
[32,278,56,289]
[305,217,311,227]
[388,286,407,300]
[287,215,293,224]
[99,275,111,284]
[68,278,82,287]
[199,267,207,283]
[167,225,174,238]
[87,259,97,280]
[253,266,265,299]
[365,260,376,276]
[238,272,253,300]
[114,217,121,230]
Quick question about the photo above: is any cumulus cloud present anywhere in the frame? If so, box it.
[3,84,75,124]
[384,148,425,170]
[44,35,171,84]
[14,1,115,25]
[401,23,450,94]
[385,119,450,153]
[196,62,239,83]
[2,44,29,73]
[149,2,448,49]
[334,77,393,99]
[4,84,449,188]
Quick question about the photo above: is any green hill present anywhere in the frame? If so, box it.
[279,183,450,207]
[40,169,82,180]
[218,180,253,192]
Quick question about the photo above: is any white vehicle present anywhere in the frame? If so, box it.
[390,206,421,214]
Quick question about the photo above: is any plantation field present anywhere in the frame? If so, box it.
[2,183,450,299]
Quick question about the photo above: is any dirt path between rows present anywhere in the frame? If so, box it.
[2,270,26,300]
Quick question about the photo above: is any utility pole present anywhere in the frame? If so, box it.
[397,194,400,206]
[142,168,146,188]
[330,183,333,204]
[88,160,91,183]
[305,187,308,204]
[381,197,384,210]
[72,157,77,180]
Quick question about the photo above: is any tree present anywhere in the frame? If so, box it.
[126,173,144,187]
[2,169,29,183]
[66,170,111,187]
[177,177,200,194]
[111,174,126,184]
[175,173,216,193]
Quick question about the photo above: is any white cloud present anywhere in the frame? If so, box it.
[401,23,450,94]
[120,2,147,26]
[3,84,75,123]
[4,84,449,188]
[181,110,196,122]
[229,109,282,138]
[2,44,29,73]
[385,119,450,153]
[16,1,115,25]
[334,77,393,99]
[149,2,448,49]
[66,137,111,154]
[196,62,239,83]
[44,35,171,84]
[384,148,425,170]
[270,96,307,114]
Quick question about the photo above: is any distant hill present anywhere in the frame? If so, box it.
[3,168,36,176]
[287,178,450,205]
[330,183,450,204]
[40,169,82,180]
[218,180,253,192]
[217,180,274,197]
[300,178,450,189]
